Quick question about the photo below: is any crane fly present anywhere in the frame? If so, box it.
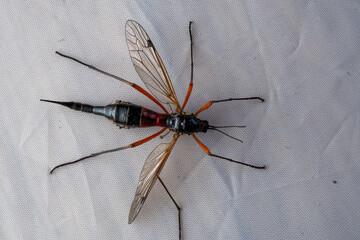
[42,20,265,239]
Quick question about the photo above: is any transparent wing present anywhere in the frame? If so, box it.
[125,20,181,111]
[128,134,179,224]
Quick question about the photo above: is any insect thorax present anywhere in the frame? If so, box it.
[165,113,208,134]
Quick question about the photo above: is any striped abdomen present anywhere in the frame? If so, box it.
[93,101,167,128]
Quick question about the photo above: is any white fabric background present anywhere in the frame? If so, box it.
[1,1,359,239]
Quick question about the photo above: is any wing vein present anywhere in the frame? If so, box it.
[125,20,180,109]
[128,133,179,223]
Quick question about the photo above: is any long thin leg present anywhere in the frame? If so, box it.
[55,51,168,114]
[50,127,167,174]
[192,134,265,169]
[194,97,264,116]
[157,176,182,240]
[181,22,194,112]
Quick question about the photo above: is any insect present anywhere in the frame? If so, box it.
[42,20,265,239]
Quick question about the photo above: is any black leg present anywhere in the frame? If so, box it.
[50,128,166,174]
[192,134,266,169]
[181,21,194,112]
[157,176,182,240]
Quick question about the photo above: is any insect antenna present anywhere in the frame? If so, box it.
[208,125,246,129]
[208,125,245,143]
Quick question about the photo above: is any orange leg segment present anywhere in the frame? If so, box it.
[182,83,193,112]
[194,97,264,116]
[192,134,265,169]
[132,83,168,113]
[192,133,211,154]
[50,127,167,174]
[194,101,213,116]
[55,51,168,114]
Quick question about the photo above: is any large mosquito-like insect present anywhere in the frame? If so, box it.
[42,20,265,239]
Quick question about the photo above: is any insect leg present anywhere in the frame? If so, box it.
[181,21,194,112]
[191,134,265,169]
[50,127,167,174]
[194,97,264,116]
[160,129,171,139]
[157,176,182,240]
[55,51,169,114]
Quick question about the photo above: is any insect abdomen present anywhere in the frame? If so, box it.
[140,108,167,127]
[93,102,143,128]
[40,99,166,128]
[93,102,167,128]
